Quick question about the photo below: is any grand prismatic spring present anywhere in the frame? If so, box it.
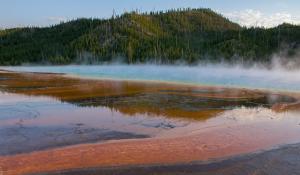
[1,65,300,175]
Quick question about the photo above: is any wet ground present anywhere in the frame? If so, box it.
[41,142,300,175]
[1,71,300,175]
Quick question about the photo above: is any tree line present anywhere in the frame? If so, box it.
[0,8,299,65]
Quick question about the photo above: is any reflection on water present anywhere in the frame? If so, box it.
[0,71,299,156]
[0,92,190,155]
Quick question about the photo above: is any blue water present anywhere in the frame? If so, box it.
[2,65,300,92]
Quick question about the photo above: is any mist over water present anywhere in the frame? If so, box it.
[2,64,300,91]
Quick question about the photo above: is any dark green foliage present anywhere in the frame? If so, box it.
[0,8,299,65]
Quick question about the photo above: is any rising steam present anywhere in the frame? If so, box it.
[1,64,300,92]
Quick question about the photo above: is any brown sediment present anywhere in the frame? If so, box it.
[272,102,300,112]
[30,142,300,175]
[1,71,300,175]
[0,71,296,120]
[1,121,300,175]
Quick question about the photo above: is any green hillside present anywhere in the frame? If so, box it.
[0,8,299,65]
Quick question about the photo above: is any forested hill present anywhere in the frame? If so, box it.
[0,8,299,65]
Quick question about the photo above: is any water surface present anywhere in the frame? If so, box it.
[3,65,300,91]
[1,69,300,175]
[0,71,299,155]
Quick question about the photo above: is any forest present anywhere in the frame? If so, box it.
[0,8,299,65]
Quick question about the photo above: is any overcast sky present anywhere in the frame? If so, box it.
[1,0,300,29]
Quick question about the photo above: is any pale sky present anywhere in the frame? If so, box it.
[0,0,300,29]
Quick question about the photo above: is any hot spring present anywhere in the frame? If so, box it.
[2,64,300,92]
[1,64,300,174]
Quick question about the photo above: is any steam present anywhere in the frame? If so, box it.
[2,54,300,92]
